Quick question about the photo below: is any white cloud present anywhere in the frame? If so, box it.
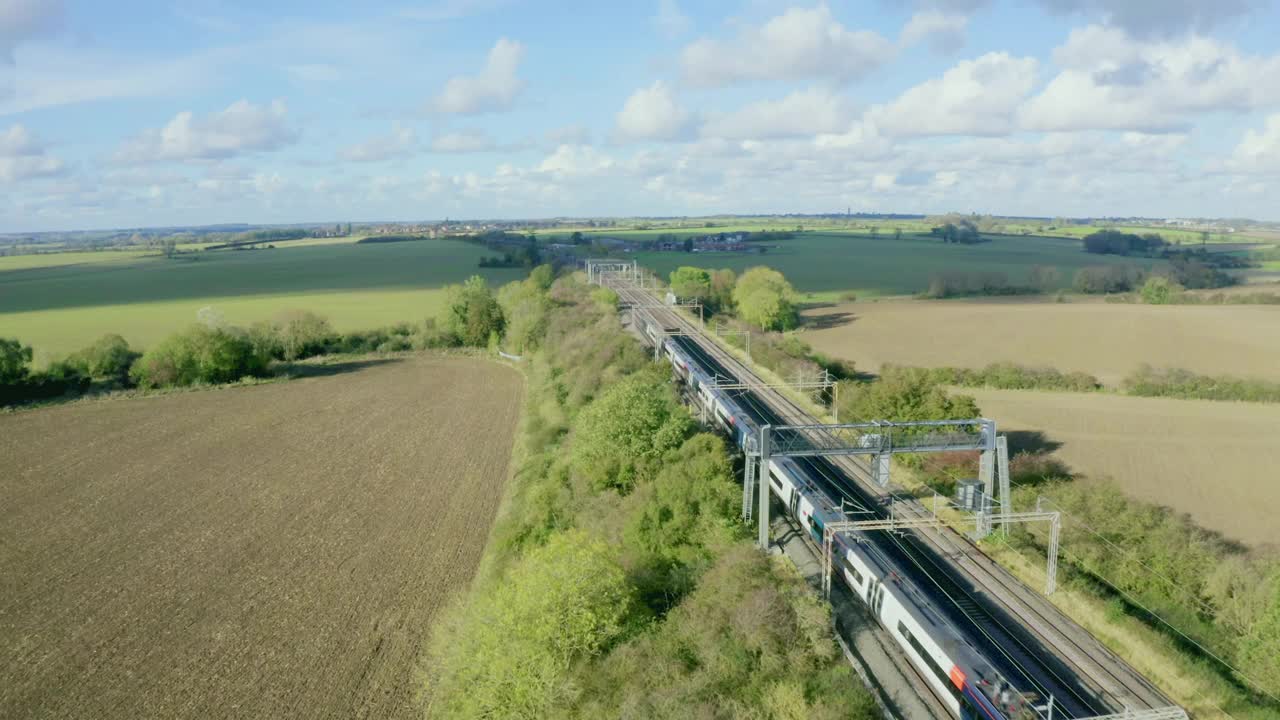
[431,128,498,153]
[653,0,691,38]
[539,144,615,176]
[615,81,694,142]
[430,37,525,114]
[0,0,64,64]
[0,122,64,181]
[900,11,969,53]
[869,52,1038,137]
[1225,114,1280,174]
[1020,26,1280,132]
[680,5,894,87]
[1036,0,1260,38]
[702,88,853,140]
[339,124,416,162]
[116,99,298,163]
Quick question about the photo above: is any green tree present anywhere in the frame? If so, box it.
[668,266,711,302]
[837,366,980,423]
[571,373,694,492]
[733,267,799,331]
[570,230,584,245]
[1139,276,1183,305]
[1027,265,1061,292]
[570,545,877,719]
[621,433,740,605]
[130,325,270,388]
[275,311,336,360]
[0,337,33,383]
[65,334,139,380]
[429,531,632,719]
[709,268,737,313]
[528,263,555,291]
[442,275,506,346]
[498,278,552,354]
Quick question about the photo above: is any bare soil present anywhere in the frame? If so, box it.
[0,357,522,719]
[964,388,1280,547]
[802,299,1280,385]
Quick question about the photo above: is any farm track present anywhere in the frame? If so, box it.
[615,280,1176,717]
[0,357,522,720]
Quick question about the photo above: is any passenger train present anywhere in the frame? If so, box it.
[647,320,1036,720]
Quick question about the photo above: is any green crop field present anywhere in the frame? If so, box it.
[0,249,156,271]
[629,231,1160,296]
[0,239,526,361]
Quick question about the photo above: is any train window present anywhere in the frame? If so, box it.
[769,471,782,490]
[847,564,863,586]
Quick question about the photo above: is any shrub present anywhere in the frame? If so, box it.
[570,545,878,719]
[837,366,980,424]
[620,433,741,607]
[441,275,505,346]
[65,334,140,381]
[498,277,552,355]
[571,372,695,492]
[0,337,33,383]
[923,271,1031,298]
[428,531,632,719]
[1073,265,1144,294]
[1139,276,1184,305]
[1123,365,1280,403]
[275,311,335,360]
[130,325,270,388]
[1008,451,1072,486]
[934,362,1101,392]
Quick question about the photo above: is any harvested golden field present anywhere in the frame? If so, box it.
[802,299,1280,385]
[965,388,1280,547]
[0,357,522,720]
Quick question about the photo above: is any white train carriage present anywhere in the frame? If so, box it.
[656,331,1026,718]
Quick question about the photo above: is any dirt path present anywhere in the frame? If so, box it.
[0,357,522,719]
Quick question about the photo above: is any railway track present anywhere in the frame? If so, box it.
[612,279,1178,719]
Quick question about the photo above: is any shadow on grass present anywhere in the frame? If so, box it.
[277,357,404,379]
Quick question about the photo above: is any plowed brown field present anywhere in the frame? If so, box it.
[965,388,1280,547]
[0,357,522,720]
[802,299,1280,385]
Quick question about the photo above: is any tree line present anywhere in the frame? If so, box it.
[424,274,876,718]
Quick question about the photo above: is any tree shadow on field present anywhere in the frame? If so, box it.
[278,357,404,379]
[801,310,856,330]
[1004,430,1062,455]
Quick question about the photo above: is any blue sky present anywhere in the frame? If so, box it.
[2,0,1280,231]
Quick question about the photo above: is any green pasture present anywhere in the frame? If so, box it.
[0,249,156,271]
[631,231,1162,296]
[0,238,525,360]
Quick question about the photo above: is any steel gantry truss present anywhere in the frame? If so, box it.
[753,420,998,550]
[818,498,1065,597]
[585,258,638,286]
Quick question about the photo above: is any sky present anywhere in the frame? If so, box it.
[2,0,1280,232]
